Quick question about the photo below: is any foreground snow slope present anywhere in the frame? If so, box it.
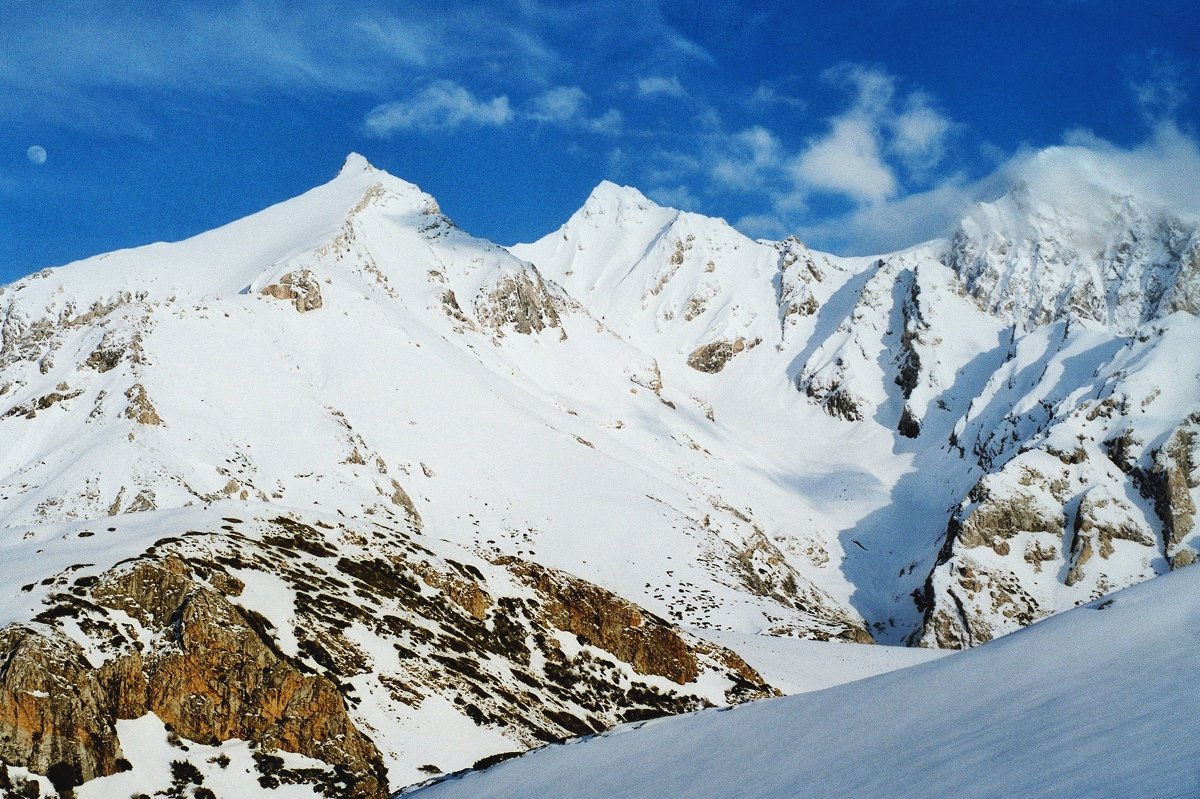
[414,564,1200,799]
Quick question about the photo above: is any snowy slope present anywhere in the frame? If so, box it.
[1,152,1195,653]
[411,565,1200,799]
[512,172,1200,647]
[0,151,1197,796]
[0,157,872,644]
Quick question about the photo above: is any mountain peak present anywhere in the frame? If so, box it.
[581,180,662,216]
[338,152,376,177]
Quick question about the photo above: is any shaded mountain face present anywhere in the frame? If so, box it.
[0,151,1197,795]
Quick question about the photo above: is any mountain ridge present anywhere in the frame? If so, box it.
[0,152,1196,796]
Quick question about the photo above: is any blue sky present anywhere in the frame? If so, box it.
[2,0,1199,283]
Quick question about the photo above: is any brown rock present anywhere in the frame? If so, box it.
[1147,420,1197,551]
[957,489,1061,554]
[123,383,162,426]
[0,625,123,786]
[6,558,389,798]
[505,560,701,685]
[413,561,493,620]
[686,337,759,374]
[475,272,562,335]
[261,269,324,313]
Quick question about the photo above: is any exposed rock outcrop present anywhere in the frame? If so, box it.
[123,383,162,426]
[686,337,759,374]
[508,560,701,686]
[0,514,776,795]
[0,626,123,791]
[727,530,873,644]
[1144,417,1199,567]
[261,269,324,313]
[0,555,388,797]
[475,271,564,336]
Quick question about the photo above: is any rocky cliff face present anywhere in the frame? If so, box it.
[0,509,773,796]
[914,318,1200,648]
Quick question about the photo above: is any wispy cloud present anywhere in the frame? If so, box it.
[529,86,622,134]
[529,86,588,123]
[1,1,714,144]
[643,64,956,217]
[365,82,512,135]
[747,83,805,112]
[637,76,689,100]
[1124,49,1192,124]
[711,126,787,193]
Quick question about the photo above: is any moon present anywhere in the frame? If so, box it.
[26,146,47,165]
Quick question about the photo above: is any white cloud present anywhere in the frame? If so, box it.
[1052,121,1200,215]
[711,126,786,192]
[795,179,978,254]
[890,93,953,175]
[637,76,689,100]
[786,64,955,204]
[792,116,898,204]
[528,86,622,134]
[793,122,1200,255]
[365,81,512,135]
[530,86,587,123]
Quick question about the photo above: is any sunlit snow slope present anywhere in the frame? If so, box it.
[0,146,1197,796]
[1,147,1197,651]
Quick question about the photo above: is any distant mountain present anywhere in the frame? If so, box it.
[0,150,1196,796]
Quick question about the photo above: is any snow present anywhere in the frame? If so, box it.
[78,714,328,798]
[1,151,1195,651]
[0,150,1196,796]
[411,566,1200,799]
[693,629,947,695]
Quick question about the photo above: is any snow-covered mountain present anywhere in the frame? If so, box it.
[0,149,1196,796]
[513,150,1200,649]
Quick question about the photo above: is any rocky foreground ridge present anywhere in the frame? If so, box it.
[0,508,769,797]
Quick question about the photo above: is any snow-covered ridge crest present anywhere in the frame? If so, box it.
[0,154,438,310]
[947,146,1200,334]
